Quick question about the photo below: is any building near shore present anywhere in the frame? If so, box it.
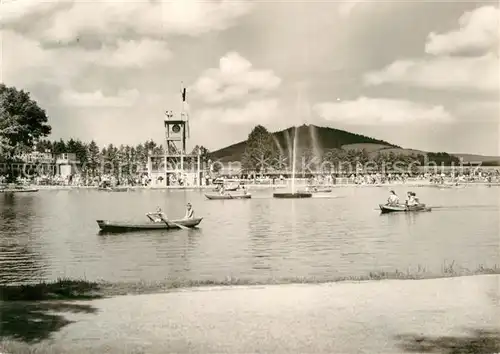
[14,151,80,178]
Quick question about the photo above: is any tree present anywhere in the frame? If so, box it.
[103,143,118,176]
[87,140,100,176]
[35,139,52,153]
[135,143,148,172]
[0,84,51,180]
[191,145,211,162]
[51,139,66,154]
[241,125,278,174]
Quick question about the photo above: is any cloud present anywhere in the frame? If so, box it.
[364,54,498,92]
[0,0,253,43]
[192,52,281,104]
[314,97,454,125]
[425,6,499,56]
[1,30,171,88]
[196,99,280,125]
[59,89,140,107]
[0,1,251,106]
[364,5,499,92]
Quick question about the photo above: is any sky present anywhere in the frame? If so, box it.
[0,0,498,155]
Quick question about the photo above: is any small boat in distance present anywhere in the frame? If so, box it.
[0,185,39,193]
[98,187,129,192]
[97,217,203,233]
[379,204,431,214]
[205,193,251,200]
[212,184,240,192]
[306,186,332,193]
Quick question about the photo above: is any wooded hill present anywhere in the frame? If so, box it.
[211,124,398,162]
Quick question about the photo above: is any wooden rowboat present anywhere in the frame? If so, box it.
[96,217,203,233]
[379,204,431,214]
[98,187,129,192]
[205,193,251,200]
[0,187,39,193]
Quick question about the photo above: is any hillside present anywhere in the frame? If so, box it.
[210,124,398,162]
[451,153,500,165]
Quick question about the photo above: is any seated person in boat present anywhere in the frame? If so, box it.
[406,192,418,207]
[387,190,400,205]
[219,186,226,195]
[411,192,420,205]
[184,203,194,219]
[241,185,248,195]
[146,206,167,222]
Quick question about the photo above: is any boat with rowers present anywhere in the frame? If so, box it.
[205,192,251,200]
[306,186,332,193]
[379,204,431,214]
[212,184,239,192]
[97,217,203,233]
[97,180,129,192]
[380,190,431,213]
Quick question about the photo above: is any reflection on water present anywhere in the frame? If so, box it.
[0,194,46,284]
[0,187,498,285]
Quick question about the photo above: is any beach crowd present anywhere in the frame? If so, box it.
[2,167,499,188]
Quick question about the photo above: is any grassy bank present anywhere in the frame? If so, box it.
[2,262,499,301]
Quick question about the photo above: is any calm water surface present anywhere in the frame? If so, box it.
[0,186,498,285]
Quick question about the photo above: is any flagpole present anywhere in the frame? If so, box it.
[180,81,184,118]
[180,81,190,139]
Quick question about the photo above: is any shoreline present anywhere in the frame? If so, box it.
[2,263,498,301]
[10,181,500,191]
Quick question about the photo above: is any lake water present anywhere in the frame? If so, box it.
[0,186,498,285]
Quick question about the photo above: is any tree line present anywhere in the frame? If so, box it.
[32,138,211,177]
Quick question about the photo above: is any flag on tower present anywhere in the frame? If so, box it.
[180,82,190,137]
[181,84,187,102]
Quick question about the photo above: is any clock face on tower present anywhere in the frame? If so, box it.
[172,124,181,133]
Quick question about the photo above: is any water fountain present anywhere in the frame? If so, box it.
[273,83,312,199]
[273,127,312,199]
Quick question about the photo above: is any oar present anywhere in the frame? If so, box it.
[159,215,189,230]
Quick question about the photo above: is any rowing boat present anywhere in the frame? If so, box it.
[205,193,251,200]
[98,187,129,192]
[96,217,203,233]
[307,187,332,193]
[379,204,431,214]
[0,187,39,193]
[212,185,239,192]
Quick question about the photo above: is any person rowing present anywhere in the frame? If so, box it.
[146,206,168,223]
[387,190,400,206]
